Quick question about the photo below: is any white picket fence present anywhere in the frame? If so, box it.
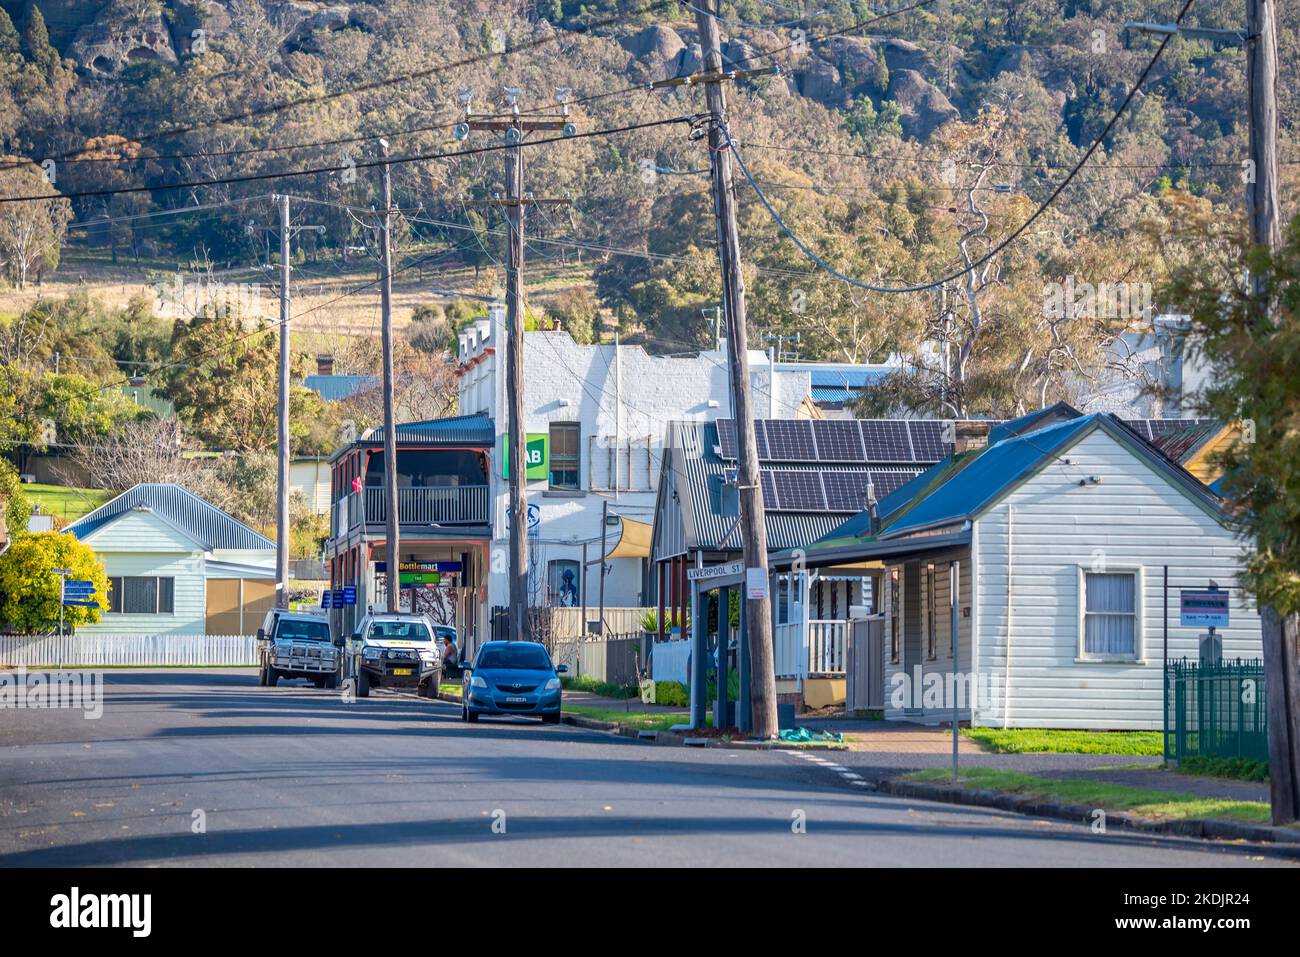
[0,634,258,668]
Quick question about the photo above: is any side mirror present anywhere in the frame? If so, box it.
[555,664,568,674]
[351,632,361,642]
[256,628,266,641]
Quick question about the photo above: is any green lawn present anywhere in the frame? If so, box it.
[961,728,1164,756]
[563,703,701,733]
[23,484,113,522]
[905,767,1271,824]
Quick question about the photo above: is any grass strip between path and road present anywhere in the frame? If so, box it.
[905,767,1271,824]
[961,728,1164,756]
[564,703,703,733]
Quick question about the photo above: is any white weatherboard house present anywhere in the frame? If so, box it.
[66,484,277,636]
[777,408,1260,730]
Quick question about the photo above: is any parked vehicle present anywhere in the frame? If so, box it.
[462,640,567,724]
[257,609,339,688]
[345,613,443,698]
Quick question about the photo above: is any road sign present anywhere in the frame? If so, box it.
[341,585,357,605]
[321,591,334,608]
[687,560,745,582]
[1181,588,1230,628]
[62,600,99,608]
[746,567,769,600]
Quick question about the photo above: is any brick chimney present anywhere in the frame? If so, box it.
[953,420,991,454]
[316,354,335,376]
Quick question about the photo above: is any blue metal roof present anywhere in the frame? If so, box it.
[66,483,275,551]
[809,369,893,388]
[305,373,376,401]
[880,416,1098,538]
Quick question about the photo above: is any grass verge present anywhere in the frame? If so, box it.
[560,674,638,699]
[904,767,1270,824]
[960,728,1163,756]
[1176,755,1270,782]
[563,703,702,733]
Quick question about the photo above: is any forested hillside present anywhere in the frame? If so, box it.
[0,0,1296,493]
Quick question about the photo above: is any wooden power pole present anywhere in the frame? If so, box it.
[1246,0,1300,826]
[692,0,779,738]
[462,89,573,640]
[275,193,291,609]
[378,139,401,613]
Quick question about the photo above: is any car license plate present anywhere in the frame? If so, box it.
[392,668,412,676]
[506,696,527,703]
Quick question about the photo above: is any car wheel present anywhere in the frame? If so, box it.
[257,665,267,687]
[324,672,339,690]
[423,669,443,698]
[266,667,279,688]
[465,708,479,723]
[355,668,370,698]
[542,713,561,725]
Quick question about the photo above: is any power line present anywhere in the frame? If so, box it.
[726,0,1199,295]
[0,115,697,206]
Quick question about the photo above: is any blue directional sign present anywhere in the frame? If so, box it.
[321,590,335,609]
[341,586,357,606]
[62,579,99,607]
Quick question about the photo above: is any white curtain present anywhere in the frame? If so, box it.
[1084,572,1136,655]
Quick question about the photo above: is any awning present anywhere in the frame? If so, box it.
[607,516,652,559]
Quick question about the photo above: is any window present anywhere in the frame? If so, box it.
[548,559,580,607]
[889,568,900,664]
[1080,569,1141,659]
[925,563,937,660]
[107,577,175,615]
[549,422,580,490]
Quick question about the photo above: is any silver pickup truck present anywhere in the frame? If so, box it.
[257,609,340,689]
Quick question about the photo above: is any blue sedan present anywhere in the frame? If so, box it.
[462,641,567,724]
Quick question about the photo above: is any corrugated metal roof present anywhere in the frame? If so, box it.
[66,483,274,551]
[365,413,495,446]
[1151,419,1225,463]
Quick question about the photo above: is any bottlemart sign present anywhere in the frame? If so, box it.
[500,433,548,480]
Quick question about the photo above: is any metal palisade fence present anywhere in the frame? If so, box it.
[0,634,259,668]
[1164,659,1269,764]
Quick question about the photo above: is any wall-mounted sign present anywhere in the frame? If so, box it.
[500,433,548,480]
[1181,588,1229,629]
[374,560,462,589]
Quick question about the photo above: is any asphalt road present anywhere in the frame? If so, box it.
[0,669,1292,867]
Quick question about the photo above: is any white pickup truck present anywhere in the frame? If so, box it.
[257,609,340,689]
[345,613,443,698]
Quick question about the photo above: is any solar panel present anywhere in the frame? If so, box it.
[908,420,950,463]
[1122,419,1153,441]
[812,419,865,462]
[716,419,737,459]
[859,420,913,463]
[869,470,917,497]
[1147,418,1198,438]
[823,471,873,511]
[764,419,816,461]
[759,469,779,509]
[769,470,826,511]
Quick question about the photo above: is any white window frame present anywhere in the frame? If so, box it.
[1076,565,1145,663]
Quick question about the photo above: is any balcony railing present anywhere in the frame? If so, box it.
[773,619,849,679]
[332,485,490,536]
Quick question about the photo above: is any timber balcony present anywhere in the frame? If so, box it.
[331,485,491,537]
